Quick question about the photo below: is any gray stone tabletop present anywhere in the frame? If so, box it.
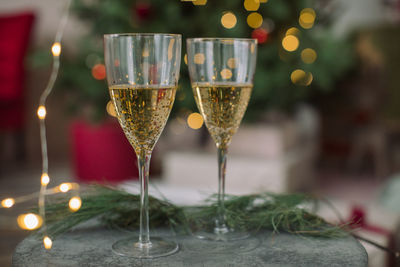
[13,226,368,267]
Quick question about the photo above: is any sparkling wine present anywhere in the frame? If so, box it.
[109,85,176,154]
[192,83,252,148]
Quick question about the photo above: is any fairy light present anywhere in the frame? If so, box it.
[41,173,50,186]
[192,0,207,5]
[1,198,15,208]
[69,197,82,212]
[35,0,73,249]
[17,213,43,230]
[51,42,61,57]
[59,183,72,193]
[43,236,53,250]
[37,106,47,120]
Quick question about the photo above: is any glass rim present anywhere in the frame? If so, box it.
[104,33,181,38]
[187,37,257,43]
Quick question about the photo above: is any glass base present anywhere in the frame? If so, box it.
[112,236,179,259]
[194,226,250,241]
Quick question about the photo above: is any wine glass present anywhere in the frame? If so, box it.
[187,38,257,241]
[104,33,181,258]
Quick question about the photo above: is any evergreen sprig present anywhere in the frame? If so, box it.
[39,185,346,238]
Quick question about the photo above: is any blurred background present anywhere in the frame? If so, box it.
[1,0,400,266]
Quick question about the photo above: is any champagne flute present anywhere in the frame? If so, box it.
[187,38,257,241]
[104,33,181,258]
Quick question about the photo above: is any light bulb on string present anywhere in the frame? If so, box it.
[1,198,15,208]
[69,197,82,212]
[17,213,43,230]
[51,42,61,57]
[43,236,53,250]
[41,173,50,186]
[37,106,47,120]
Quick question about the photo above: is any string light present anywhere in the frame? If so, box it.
[51,42,61,57]
[41,173,50,186]
[187,113,204,129]
[17,213,43,230]
[247,12,263,29]
[59,183,72,193]
[43,236,53,250]
[244,0,260,11]
[1,198,15,208]
[69,197,82,212]
[282,35,299,52]
[37,106,47,120]
[221,12,237,29]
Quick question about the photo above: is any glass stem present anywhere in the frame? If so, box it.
[216,146,228,232]
[137,151,152,246]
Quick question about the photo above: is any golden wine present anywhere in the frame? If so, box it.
[192,83,252,148]
[109,85,176,154]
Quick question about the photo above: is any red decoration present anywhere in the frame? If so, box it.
[92,64,106,80]
[134,2,152,21]
[251,28,268,44]
[0,12,35,130]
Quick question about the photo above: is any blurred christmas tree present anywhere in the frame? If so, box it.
[58,0,354,121]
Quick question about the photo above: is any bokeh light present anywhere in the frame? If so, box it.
[59,183,72,193]
[220,68,233,79]
[106,100,117,117]
[91,64,106,80]
[43,236,52,250]
[1,198,15,208]
[244,0,260,11]
[187,112,204,129]
[194,53,205,64]
[282,35,299,52]
[299,8,316,29]
[291,69,313,86]
[41,173,50,186]
[286,27,300,36]
[69,197,82,212]
[51,42,61,57]
[301,48,317,64]
[17,213,43,230]
[227,58,237,69]
[184,54,188,65]
[37,106,47,120]
[193,0,207,5]
[221,12,237,29]
[247,12,263,29]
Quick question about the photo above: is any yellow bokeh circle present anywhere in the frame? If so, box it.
[244,0,260,11]
[247,12,263,29]
[291,69,313,86]
[187,113,204,129]
[221,12,237,29]
[282,35,299,52]
[301,48,317,64]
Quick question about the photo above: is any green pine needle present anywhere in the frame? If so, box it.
[36,185,347,239]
